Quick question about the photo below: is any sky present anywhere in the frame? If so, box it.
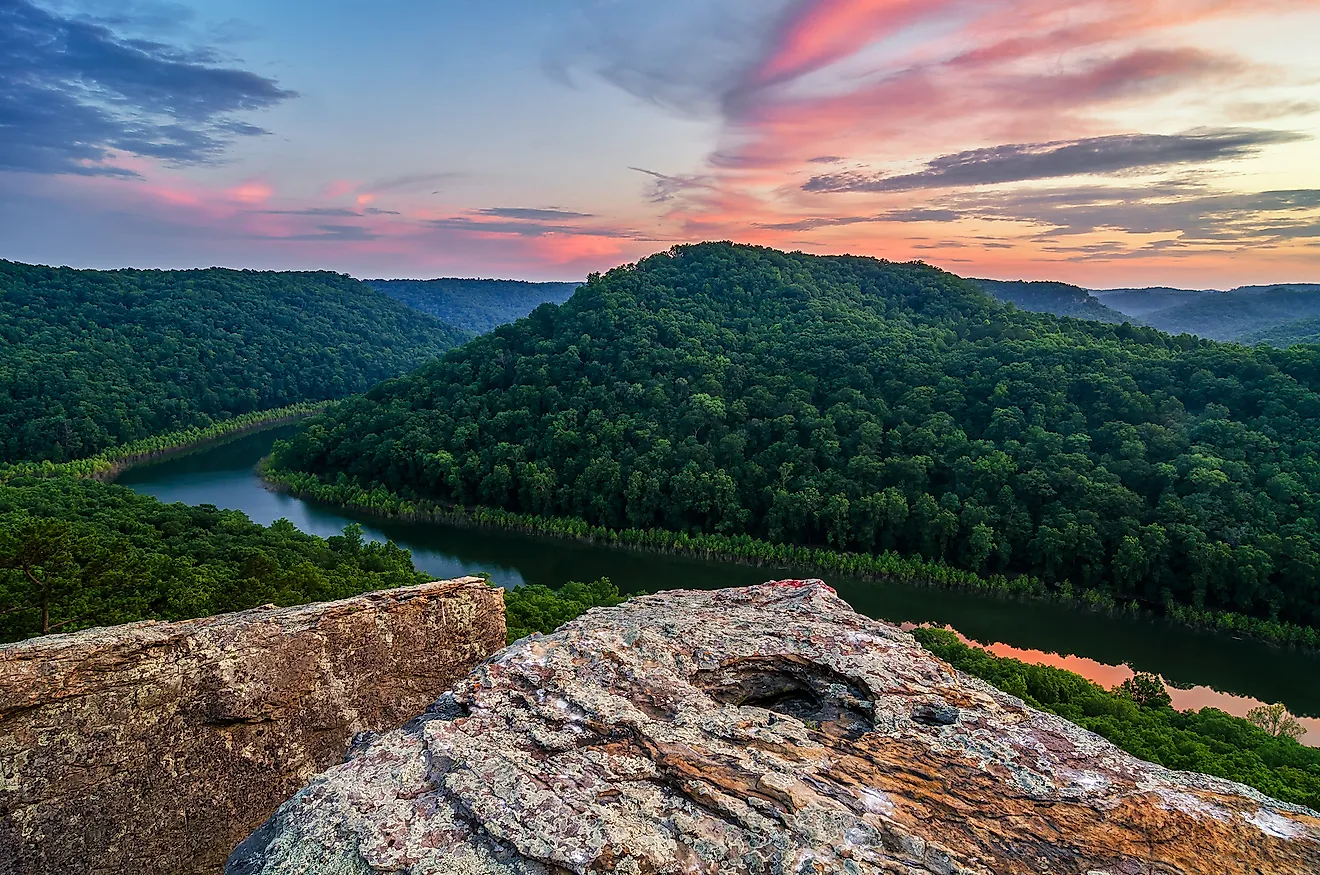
[1,0,1318,285]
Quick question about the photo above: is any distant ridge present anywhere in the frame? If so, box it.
[970,278,1129,324]
[368,277,581,336]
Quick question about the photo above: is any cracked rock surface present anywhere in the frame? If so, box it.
[229,580,1320,874]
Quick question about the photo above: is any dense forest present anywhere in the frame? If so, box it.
[1241,316,1320,348]
[273,242,1320,631]
[0,261,463,464]
[971,279,1127,324]
[367,278,580,336]
[0,476,428,642]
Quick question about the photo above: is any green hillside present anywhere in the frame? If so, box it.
[972,279,1129,324]
[0,261,463,463]
[367,278,580,335]
[272,243,1320,632]
[1240,316,1320,348]
[1139,285,1320,341]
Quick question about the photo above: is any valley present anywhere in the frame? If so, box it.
[117,424,1320,745]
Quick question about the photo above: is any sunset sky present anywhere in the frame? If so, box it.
[2,0,1318,285]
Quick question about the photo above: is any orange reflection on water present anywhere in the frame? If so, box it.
[906,625,1320,748]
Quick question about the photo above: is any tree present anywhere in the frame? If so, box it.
[1246,703,1308,740]
[1115,672,1172,709]
[0,518,76,635]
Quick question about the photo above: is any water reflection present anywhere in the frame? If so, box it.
[116,426,1320,745]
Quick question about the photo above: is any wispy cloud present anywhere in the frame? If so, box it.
[476,207,595,220]
[272,223,381,242]
[0,0,295,177]
[804,129,1306,193]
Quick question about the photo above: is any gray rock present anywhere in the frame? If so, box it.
[229,579,1320,874]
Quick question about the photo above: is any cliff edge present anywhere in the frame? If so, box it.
[0,577,506,875]
[230,579,1319,875]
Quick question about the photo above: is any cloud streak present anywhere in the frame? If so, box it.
[804,129,1306,193]
[0,0,294,176]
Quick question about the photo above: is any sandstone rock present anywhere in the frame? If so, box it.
[230,580,1320,875]
[0,577,505,875]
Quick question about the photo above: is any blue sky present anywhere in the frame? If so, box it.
[2,0,1318,284]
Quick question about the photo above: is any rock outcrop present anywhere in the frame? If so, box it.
[0,577,505,875]
[231,580,1320,875]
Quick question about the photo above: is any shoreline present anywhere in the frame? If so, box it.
[260,465,1320,653]
[1,403,331,484]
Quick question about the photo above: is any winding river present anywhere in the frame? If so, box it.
[116,425,1320,743]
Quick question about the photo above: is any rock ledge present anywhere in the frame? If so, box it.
[1,577,505,875]
[231,580,1320,874]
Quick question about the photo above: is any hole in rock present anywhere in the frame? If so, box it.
[691,656,874,738]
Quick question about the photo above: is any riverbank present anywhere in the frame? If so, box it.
[261,465,1320,652]
[0,403,331,484]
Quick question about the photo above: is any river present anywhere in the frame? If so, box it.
[115,425,1320,743]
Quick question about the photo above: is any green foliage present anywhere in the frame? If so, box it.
[502,577,623,642]
[367,278,580,336]
[0,260,463,464]
[0,402,326,483]
[1239,316,1320,348]
[912,628,1320,809]
[1247,702,1309,741]
[1115,672,1172,709]
[971,279,1128,324]
[272,243,1320,635]
[0,477,429,642]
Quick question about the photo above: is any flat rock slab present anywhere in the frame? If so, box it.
[230,580,1320,875]
[0,577,506,875]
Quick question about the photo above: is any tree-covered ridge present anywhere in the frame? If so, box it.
[0,261,464,464]
[971,279,1129,324]
[1139,284,1320,341]
[0,477,429,642]
[1239,316,1320,348]
[367,278,580,336]
[272,242,1320,631]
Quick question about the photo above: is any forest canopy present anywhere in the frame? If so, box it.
[0,477,429,642]
[273,243,1320,631]
[0,261,462,464]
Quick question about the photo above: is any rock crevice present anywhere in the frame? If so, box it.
[230,579,1320,875]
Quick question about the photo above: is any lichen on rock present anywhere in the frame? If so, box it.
[229,580,1320,874]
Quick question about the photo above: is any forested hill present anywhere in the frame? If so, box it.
[1137,285,1320,341]
[971,279,1129,324]
[367,278,581,335]
[274,243,1320,631]
[0,261,463,464]
[1239,316,1320,348]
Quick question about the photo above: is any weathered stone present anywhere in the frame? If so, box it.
[0,577,505,875]
[231,579,1320,875]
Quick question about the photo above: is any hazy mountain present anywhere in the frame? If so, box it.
[368,278,581,336]
[1136,284,1320,341]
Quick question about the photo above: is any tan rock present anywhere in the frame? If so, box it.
[230,580,1320,875]
[0,577,505,875]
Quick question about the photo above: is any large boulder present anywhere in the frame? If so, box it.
[229,580,1320,874]
[0,577,505,875]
